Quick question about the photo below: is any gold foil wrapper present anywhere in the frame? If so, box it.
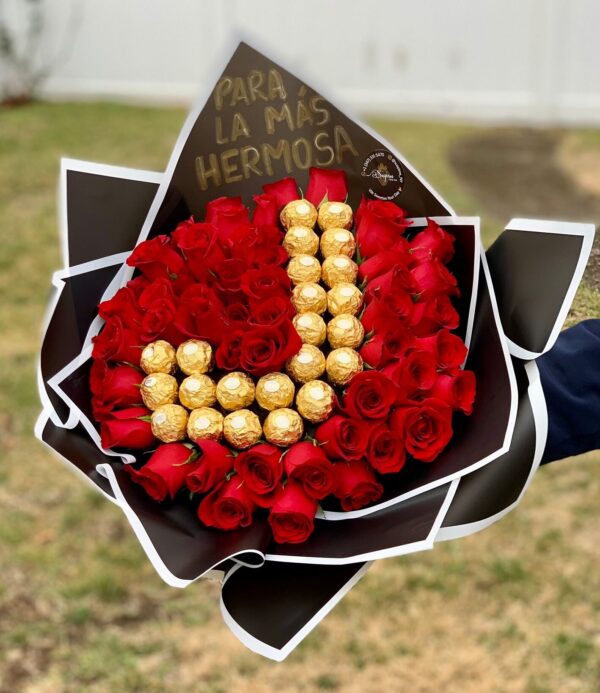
[176,339,213,375]
[326,314,365,349]
[326,348,364,385]
[179,374,217,409]
[286,344,326,383]
[140,372,178,411]
[255,372,295,411]
[151,403,188,443]
[296,380,335,423]
[140,340,176,374]
[321,255,358,288]
[223,409,262,450]
[216,372,255,411]
[263,408,304,447]
[287,254,321,285]
[291,282,327,314]
[280,199,318,229]
[283,226,319,257]
[292,311,327,346]
[317,201,353,231]
[320,228,356,258]
[327,283,363,316]
[187,407,224,442]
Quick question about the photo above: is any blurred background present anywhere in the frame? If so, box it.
[0,1,598,691]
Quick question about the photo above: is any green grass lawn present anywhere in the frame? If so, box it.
[0,102,598,691]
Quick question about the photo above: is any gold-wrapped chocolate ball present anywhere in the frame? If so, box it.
[296,380,336,423]
[255,373,295,411]
[223,409,262,450]
[317,201,353,231]
[280,199,318,229]
[327,314,365,349]
[176,339,213,375]
[291,282,327,315]
[327,283,363,316]
[140,372,178,411]
[321,255,358,288]
[151,403,188,443]
[293,311,327,346]
[187,407,224,442]
[140,340,176,375]
[326,348,364,385]
[286,344,326,383]
[320,227,356,258]
[216,372,255,411]
[287,254,321,285]
[179,374,217,409]
[263,408,304,447]
[283,226,319,257]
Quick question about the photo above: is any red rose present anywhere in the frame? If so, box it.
[383,349,437,400]
[367,424,406,474]
[92,318,141,364]
[127,443,197,501]
[100,406,155,449]
[215,329,245,371]
[262,177,299,207]
[361,291,414,332]
[315,415,369,461]
[357,241,411,283]
[431,371,476,415]
[248,295,294,326]
[415,329,467,372]
[409,218,455,264]
[234,444,283,506]
[98,286,140,323]
[204,196,249,239]
[223,303,250,328]
[411,259,459,301]
[186,440,234,493]
[283,442,336,500]
[137,277,176,309]
[390,399,453,462]
[241,267,291,302]
[90,361,143,419]
[140,297,184,346]
[212,257,247,298]
[355,198,410,258]
[126,235,185,280]
[410,294,460,336]
[364,264,417,303]
[126,275,150,298]
[246,242,289,269]
[171,219,224,280]
[198,475,256,531]
[343,371,397,420]
[334,459,384,511]
[251,193,279,226]
[360,323,415,368]
[305,167,348,207]
[268,482,317,544]
[239,321,302,377]
[174,284,225,345]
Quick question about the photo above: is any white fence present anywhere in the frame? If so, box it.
[5,0,600,124]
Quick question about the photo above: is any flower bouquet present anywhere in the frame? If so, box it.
[37,41,594,659]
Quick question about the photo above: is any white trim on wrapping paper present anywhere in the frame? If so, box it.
[500,218,595,361]
[219,560,372,662]
[435,360,547,541]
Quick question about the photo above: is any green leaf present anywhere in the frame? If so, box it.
[317,192,329,209]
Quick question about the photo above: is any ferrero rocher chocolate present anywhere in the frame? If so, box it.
[140,340,177,375]
[327,283,363,316]
[263,408,304,447]
[223,409,262,450]
[327,314,365,349]
[176,339,213,375]
[326,348,364,385]
[283,226,319,257]
[286,344,326,383]
[321,255,358,288]
[287,254,321,285]
[280,199,318,229]
[255,372,295,411]
[320,227,356,258]
[317,201,353,231]
[179,374,217,409]
[151,403,188,443]
[291,282,328,314]
[296,380,335,423]
[292,311,327,346]
[187,406,224,442]
[140,372,178,411]
[216,372,255,411]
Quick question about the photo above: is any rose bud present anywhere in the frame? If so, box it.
[92,317,142,365]
[100,407,155,450]
[252,192,279,226]
[383,349,437,400]
[186,440,234,494]
[390,399,453,462]
[343,371,397,420]
[411,259,459,301]
[367,424,406,474]
[333,459,384,511]
[284,442,336,500]
[198,475,256,531]
[126,443,198,502]
[126,235,185,280]
[90,361,143,419]
[262,176,299,207]
[410,294,460,336]
[268,482,318,544]
[355,198,410,258]
[315,415,369,461]
[414,329,468,372]
[408,218,455,264]
[430,371,476,415]
[305,167,348,208]
[234,443,283,506]
[204,196,249,239]
[357,241,410,283]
